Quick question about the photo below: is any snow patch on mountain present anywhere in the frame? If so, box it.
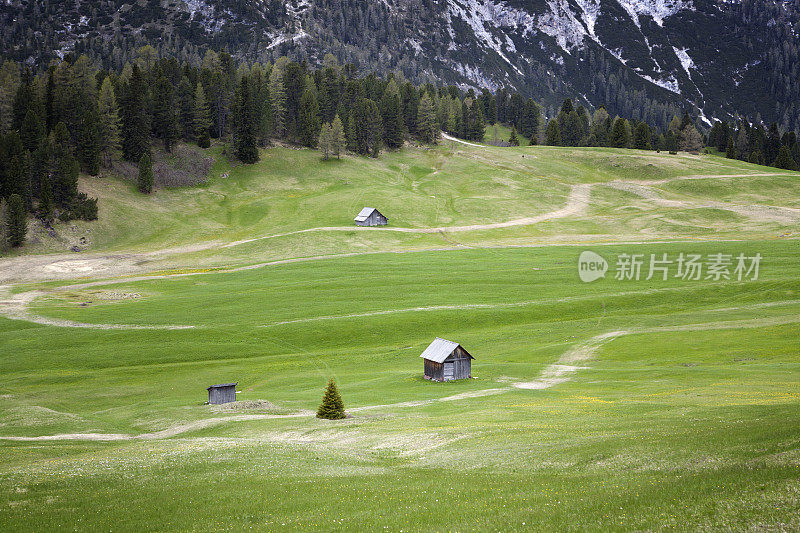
[536,0,590,51]
[641,74,680,93]
[673,46,694,75]
[452,61,500,91]
[616,0,693,28]
[446,0,526,74]
[574,0,602,37]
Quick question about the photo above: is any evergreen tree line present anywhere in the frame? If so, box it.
[3,47,799,249]
[538,98,705,153]
[708,120,800,171]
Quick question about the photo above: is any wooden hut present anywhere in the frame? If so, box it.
[207,382,237,404]
[354,207,388,226]
[420,338,474,381]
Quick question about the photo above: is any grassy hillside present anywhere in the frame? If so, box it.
[2,241,799,530]
[1,142,798,531]
[12,142,798,263]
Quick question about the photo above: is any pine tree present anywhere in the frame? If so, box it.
[633,122,652,150]
[316,378,346,420]
[5,193,26,247]
[297,87,320,148]
[748,150,764,165]
[380,80,404,149]
[664,130,678,153]
[346,111,358,153]
[152,69,178,153]
[610,118,629,148]
[38,173,53,224]
[177,76,195,141]
[773,145,799,170]
[416,92,438,144]
[679,125,703,152]
[520,99,540,139]
[77,107,101,175]
[12,71,35,132]
[560,110,583,146]
[7,154,28,203]
[591,108,611,146]
[330,114,346,159]
[255,72,273,147]
[137,153,154,194]
[318,122,333,160]
[234,77,259,163]
[354,99,382,157]
[269,66,287,139]
[121,65,150,162]
[194,83,212,148]
[402,83,421,136]
[725,137,737,159]
[97,77,121,167]
[545,119,561,146]
[20,109,44,152]
[508,126,519,146]
[51,122,78,207]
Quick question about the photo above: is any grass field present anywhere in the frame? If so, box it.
[1,140,799,531]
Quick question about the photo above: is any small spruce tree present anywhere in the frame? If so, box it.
[137,153,154,194]
[316,378,346,420]
[508,126,519,146]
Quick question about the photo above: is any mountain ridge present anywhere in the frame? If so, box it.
[1,0,798,130]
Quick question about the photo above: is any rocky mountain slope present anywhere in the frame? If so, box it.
[1,0,798,130]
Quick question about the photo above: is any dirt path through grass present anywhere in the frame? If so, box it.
[2,169,795,286]
[2,314,797,442]
[0,285,195,330]
[604,180,800,223]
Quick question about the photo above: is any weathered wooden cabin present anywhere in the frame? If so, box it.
[420,338,474,381]
[206,383,237,404]
[354,207,388,226]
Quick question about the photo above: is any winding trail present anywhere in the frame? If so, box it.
[1,167,797,286]
[223,183,592,247]
[604,180,800,224]
[0,286,195,330]
[2,314,797,442]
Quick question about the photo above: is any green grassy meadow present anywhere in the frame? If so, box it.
[1,141,799,531]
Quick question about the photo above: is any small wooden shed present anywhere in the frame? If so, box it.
[420,338,474,381]
[354,207,388,226]
[207,382,237,404]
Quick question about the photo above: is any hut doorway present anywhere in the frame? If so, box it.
[443,362,454,380]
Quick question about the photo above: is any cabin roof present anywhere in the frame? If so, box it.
[354,207,381,222]
[419,337,473,363]
[207,382,237,390]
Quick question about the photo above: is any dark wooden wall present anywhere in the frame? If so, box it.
[208,386,236,404]
[424,350,472,381]
[424,359,443,381]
